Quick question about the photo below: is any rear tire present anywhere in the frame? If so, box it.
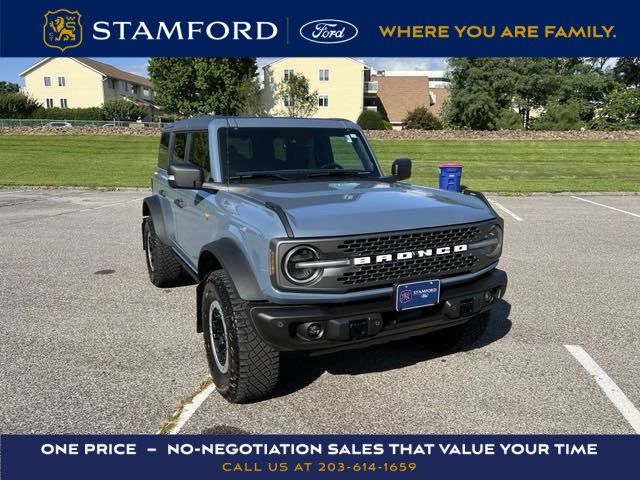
[202,270,279,403]
[426,312,490,353]
[144,216,183,287]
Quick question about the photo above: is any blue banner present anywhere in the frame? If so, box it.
[0,0,638,57]
[2,435,639,479]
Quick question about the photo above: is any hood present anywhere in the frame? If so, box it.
[233,180,496,237]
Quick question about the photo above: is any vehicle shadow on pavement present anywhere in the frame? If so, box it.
[271,300,512,399]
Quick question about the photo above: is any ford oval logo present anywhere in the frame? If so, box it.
[299,19,358,44]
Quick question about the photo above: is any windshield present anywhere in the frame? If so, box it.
[218,127,380,181]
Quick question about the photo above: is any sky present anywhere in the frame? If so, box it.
[0,57,448,85]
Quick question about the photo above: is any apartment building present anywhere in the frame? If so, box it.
[262,58,375,122]
[19,57,159,118]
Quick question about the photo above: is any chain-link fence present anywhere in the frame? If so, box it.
[0,118,165,128]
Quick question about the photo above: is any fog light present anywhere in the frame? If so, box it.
[483,290,494,303]
[307,323,323,338]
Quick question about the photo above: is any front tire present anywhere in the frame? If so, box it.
[426,311,490,353]
[202,270,279,403]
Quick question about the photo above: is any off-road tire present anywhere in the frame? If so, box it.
[144,216,183,287]
[202,270,279,403]
[427,311,490,353]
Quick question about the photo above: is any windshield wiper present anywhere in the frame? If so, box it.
[305,170,374,178]
[228,172,291,182]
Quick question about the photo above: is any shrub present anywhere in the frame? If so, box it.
[31,107,105,120]
[496,109,523,130]
[357,110,386,130]
[102,97,147,121]
[0,93,41,118]
[403,106,443,130]
[532,101,584,131]
[382,120,392,130]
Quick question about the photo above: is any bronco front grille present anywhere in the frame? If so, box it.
[335,225,484,288]
[337,252,480,286]
[336,226,482,257]
[273,221,497,293]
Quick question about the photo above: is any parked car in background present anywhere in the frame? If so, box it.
[44,121,72,129]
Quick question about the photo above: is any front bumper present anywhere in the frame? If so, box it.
[249,269,507,355]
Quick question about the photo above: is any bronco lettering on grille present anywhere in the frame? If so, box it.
[352,244,468,265]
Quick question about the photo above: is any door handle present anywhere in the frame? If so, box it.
[159,189,167,197]
[174,198,184,208]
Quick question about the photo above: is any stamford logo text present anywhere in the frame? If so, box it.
[353,244,468,265]
[299,19,358,44]
[92,20,277,41]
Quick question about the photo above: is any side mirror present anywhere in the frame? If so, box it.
[391,158,412,181]
[168,162,203,189]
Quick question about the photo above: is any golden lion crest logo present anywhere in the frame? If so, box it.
[43,9,82,51]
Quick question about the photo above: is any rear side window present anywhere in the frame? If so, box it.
[172,133,187,161]
[189,132,211,180]
[157,132,170,169]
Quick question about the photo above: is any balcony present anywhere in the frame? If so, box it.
[363,81,378,95]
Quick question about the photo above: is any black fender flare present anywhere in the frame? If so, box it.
[142,195,175,245]
[196,238,266,333]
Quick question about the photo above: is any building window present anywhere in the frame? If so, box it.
[283,96,292,107]
[131,85,139,95]
[45,98,54,108]
[319,69,329,81]
[143,87,150,97]
[107,78,116,89]
[318,95,329,108]
[58,76,65,87]
[283,69,294,81]
[120,81,127,91]
[60,98,68,108]
[44,77,51,87]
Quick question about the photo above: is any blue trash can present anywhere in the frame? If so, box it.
[438,163,463,191]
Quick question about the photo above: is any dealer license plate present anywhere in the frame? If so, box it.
[395,279,441,311]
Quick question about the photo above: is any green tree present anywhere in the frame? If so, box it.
[511,58,561,129]
[148,58,258,116]
[0,81,20,94]
[102,97,147,121]
[0,93,40,118]
[612,58,640,88]
[273,73,318,118]
[447,57,616,130]
[403,106,442,130]
[593,87,640,129]
[446,58,515,130]
[532,101,584,130]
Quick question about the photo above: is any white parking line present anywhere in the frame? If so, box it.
[488,199,524,222]
[572,196,640,218]
[565,345,640,433]
[159,383,216,435]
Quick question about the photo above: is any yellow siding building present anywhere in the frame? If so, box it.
[19,57,158,116]
[262,58,376,122]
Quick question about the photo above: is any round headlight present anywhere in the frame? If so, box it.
[283,246,323,285]
[484,225,503,258]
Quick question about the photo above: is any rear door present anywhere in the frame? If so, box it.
[152,131,179,245]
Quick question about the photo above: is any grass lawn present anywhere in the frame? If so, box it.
[0,135,638,192]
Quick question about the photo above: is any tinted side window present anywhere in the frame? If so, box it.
[173,133,187,161]
[189,132,211,179]
[157,132,170,169]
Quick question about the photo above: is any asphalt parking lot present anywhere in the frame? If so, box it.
[0,188,639,434]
